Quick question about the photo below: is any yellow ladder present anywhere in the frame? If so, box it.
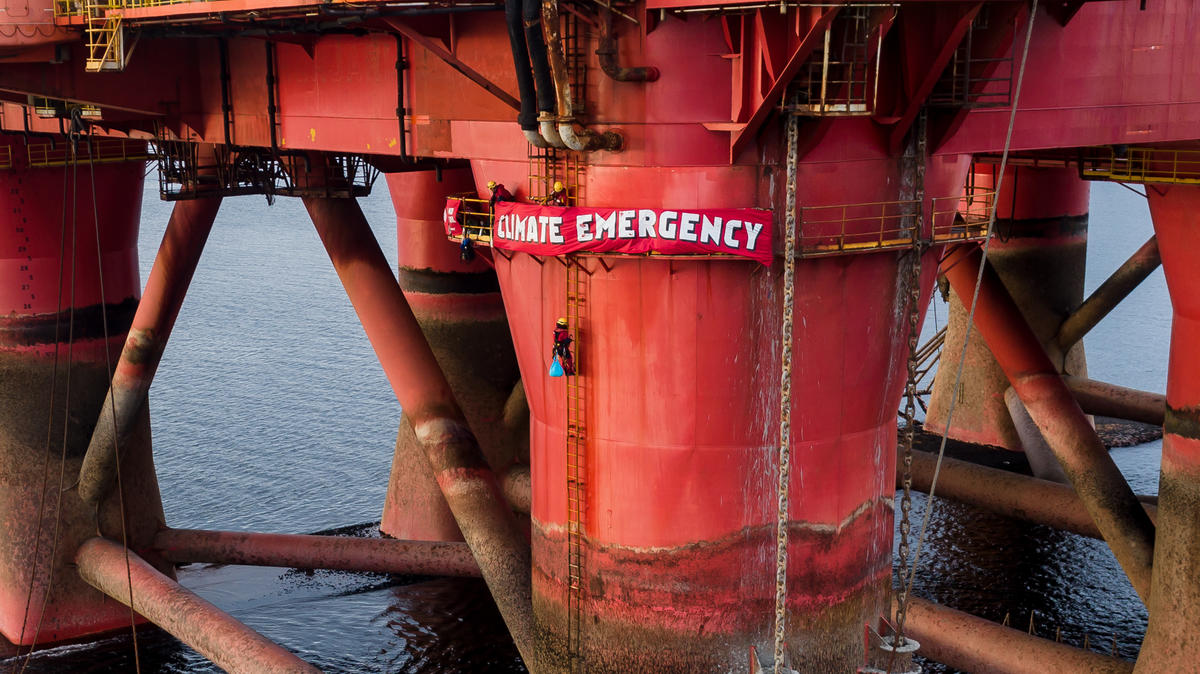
[84,0,125,72]
[565,255,587,673]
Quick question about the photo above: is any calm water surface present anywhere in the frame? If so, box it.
[5,181,1164,672]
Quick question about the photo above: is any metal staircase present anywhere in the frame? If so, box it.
[84,0,125,72]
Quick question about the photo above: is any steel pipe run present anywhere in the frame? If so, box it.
[75,537,319,674]
[541,0,622,152]
[940,244,1155,602]
[1054,235,1160,352]
[1063,375,1165,426]
[902,449,1157,540]
[302,194,539,670]
[899,597,1134,674]
[1136,185,1200,672]
[78,195,222,507]
[153,528,482,577]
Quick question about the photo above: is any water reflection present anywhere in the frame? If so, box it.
[899,491,1147,673]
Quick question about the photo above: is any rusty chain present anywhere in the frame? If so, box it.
[772,103,800,674]
[893,111,926,650]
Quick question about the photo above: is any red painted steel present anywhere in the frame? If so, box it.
[926,164,1089,450]
[381,168,522,543]
[304,192,540,669]
[494,137,970,670]
[0,134,170,646]
[905,449,1157,541]
[900,597,1134,674]
[152,528,482,577]
[75,537,320,674]
[0,3,1193,164]
[1137,185,1200,672]
[940,243,1155,602]
[78,194,221,507]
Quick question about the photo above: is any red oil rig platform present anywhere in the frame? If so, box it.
[0,0,1197,671]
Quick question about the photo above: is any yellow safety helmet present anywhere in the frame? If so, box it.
[553,181,565,192]
[487,180,498,190]
[556,317,568,328]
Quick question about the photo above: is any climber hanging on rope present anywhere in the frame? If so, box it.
[550,317,576,376]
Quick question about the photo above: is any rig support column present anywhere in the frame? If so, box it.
[0,135,169,646]
[1136,185,1200,672]
[926,165,1089,450]
[380,168,523,542]
[78,192,221,506]
[940,243,1155,601]
[304,193,539,670]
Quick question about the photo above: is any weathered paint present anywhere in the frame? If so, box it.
[75,537,320,674]
[0,135,170,646]
[304,191,541,671]
[940,243,1154,602]
[380,168,523,543]
[78,193,222,507]
[1136,184,1200,672]
[494,145,970,671]
[902,597,1134,674]
[152,528,482,577]
[926,164,1089,450]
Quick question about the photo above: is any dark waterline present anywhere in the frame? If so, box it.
[4,181,1163,672]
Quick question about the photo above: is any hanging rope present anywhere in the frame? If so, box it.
[891,0,1040,661]
[772,103,800,674]
[85,118,142,673]
[16,130,72,667]
[19,122,82,674]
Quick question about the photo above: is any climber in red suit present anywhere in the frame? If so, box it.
[552,317,576,375]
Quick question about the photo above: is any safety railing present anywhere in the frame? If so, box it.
[796,199,919,257]
[444,191,995,259]
[451,196,495,245]
[1080,146,1200,185]
[792,6,880,116]
[27,138,150,167]
[931,190,994,243]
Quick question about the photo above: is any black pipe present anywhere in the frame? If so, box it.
[504,0,538,131]
[522,0,555,118]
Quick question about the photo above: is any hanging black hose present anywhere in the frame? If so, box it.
[504,0,537,131]
[504,0,555,133]
[522,0,556,119]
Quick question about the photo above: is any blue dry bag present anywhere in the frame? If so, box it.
[549,355,565,377]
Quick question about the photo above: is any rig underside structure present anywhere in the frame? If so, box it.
[0,0,1198,671]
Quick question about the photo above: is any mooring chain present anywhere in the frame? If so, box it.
[893,111,927,645]
[893,2,1039,662]
[772,102,800,674]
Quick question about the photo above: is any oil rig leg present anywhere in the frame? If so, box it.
[380,167,523,542]
[78,189,221,506]
[75,537,320,674]
[303,193,540,670]
[1135,185,1200,671]
[0,135,169,645]
[940,243,1154,601]
[926,165,1089,449]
